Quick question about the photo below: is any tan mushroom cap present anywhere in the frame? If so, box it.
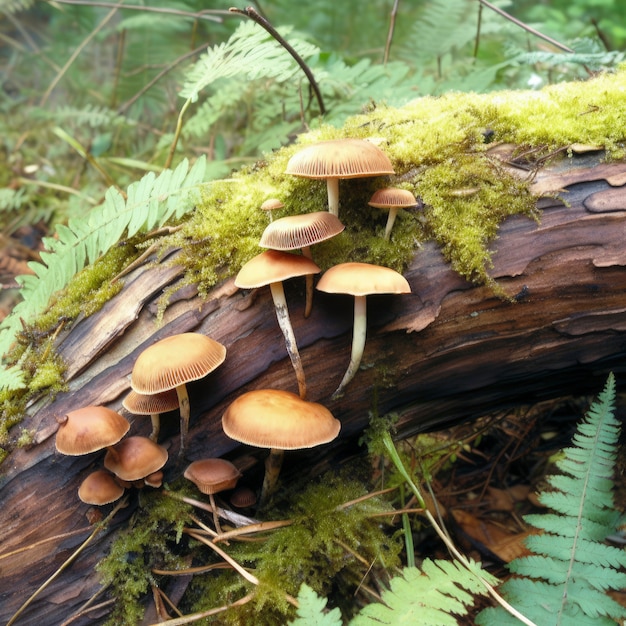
[131,333,227,395]
[368,187,418,209]
[286,139,394,180]
[316,262,411,297]
[259,212,345,250]
[122,389,180,415]
[78,470,125,505]
[260,198,284,211]
[222,389,340,450]
[104,436,168,481]
[55,406,130,456]
[235,250,320,289]
[184,458,242,495]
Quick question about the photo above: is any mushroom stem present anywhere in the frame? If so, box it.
[302,245,314,318]
[332,295,367,399]
[384,208,399,241]
[149,413,160,442]
[259,448,284,507]
[269,282,307,400]
[326,178,340,217]
[175,384,190,458]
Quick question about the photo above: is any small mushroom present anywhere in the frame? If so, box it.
[260,198,284,222]
[235,250,320,399]
[78,469,125,506]
[368,187,418,241]
[130,333,226,457]
[222,389,340,506]
[55,406,130,456]
[184,458,242,532]
[316,262,411,399]
[285,138,394,218]
[122,388,180,443]
[259,211,345,317]
[104,436,168,482]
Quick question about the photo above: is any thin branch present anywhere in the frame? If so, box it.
[476,0,574,54]
[229,6,326,116]
[383,0,400,65]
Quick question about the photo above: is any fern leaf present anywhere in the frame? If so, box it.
[288,584,342,626]
[476,373,626,626]
[351,559,492,625]
[0,364,26,391]
[0,157,207,390]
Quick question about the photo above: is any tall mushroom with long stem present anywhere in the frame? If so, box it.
[286,138,394,218]
[259,211,344,317]
[222,389,340,507]
[235,249,320,400]
[130,333,226,458]
[316,262,411,399]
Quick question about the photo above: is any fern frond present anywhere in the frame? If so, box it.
[0,0,35,14]
[0,157,207,388]
[350,560,493,625]
[289,584,342,626]
[477,373,626,626]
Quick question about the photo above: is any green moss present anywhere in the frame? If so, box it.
[173,68,626,299]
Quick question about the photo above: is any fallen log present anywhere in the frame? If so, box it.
[1,147,625,624]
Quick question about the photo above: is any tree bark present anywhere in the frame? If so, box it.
[1,152,626,624]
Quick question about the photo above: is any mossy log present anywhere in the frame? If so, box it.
[1,151,626,624]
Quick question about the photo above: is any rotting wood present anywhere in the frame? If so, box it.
[1,153,626,624]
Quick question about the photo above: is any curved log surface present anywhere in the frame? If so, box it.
[1,154,626,624]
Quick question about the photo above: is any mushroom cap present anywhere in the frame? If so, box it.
[122,389,180,416]
[230,486,257,509]
[104,436,168,481]
[368,187,418,209]
[131,333,227,395]
[222,389,340,450]
[260,198,284,211]
[259,211,345,250]
[286,138,394,180]
[78,470,125,505]
[184,458,242,495]
[55,406,130,456]
[316,262,411,297]
[144,471,164,488]
[235,250,320,289]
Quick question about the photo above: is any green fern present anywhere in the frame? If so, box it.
[0,156,207,390]
[289,584,342,626]
[0,0,35,13]
[477,373,626,626]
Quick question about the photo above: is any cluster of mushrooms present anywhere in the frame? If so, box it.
[55,137,415,510]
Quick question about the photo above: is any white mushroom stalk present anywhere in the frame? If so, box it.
[269,282,307,400]
[384,208,399,241]
[332,295,367,399]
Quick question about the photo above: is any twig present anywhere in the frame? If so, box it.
[383,0,400,65]
[229,6,326,115]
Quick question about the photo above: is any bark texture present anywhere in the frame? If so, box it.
[1,152,626,624]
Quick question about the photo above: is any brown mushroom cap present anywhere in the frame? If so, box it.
[368,187,418,209]
[259,212,345,250]
[316,262,411,297]
[122,389,180,415]
[285,139,394,180]
[131,333,227,395]
[222,389,340,450]
[230,486,257,509]
[55,406,130,456]
[184,458,242,495]
[78,470,125,505]
[260,198,284,211]
[104,436,168,481]
[235,250,320,289]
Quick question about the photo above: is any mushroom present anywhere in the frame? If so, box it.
[55,405,130,456]
[78,469,125,506]
[230,486,257,510]
[260,198,284,222]
[104,435,168,482]
[285,138,394,218]
[235,250,320,399]
[316,262,411,399]
[122,388,180,443]
[368,187,418,241]
[130,333,227,457]
[222,389,340,506]
[259,211,345,317]
[184,458,242,532]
